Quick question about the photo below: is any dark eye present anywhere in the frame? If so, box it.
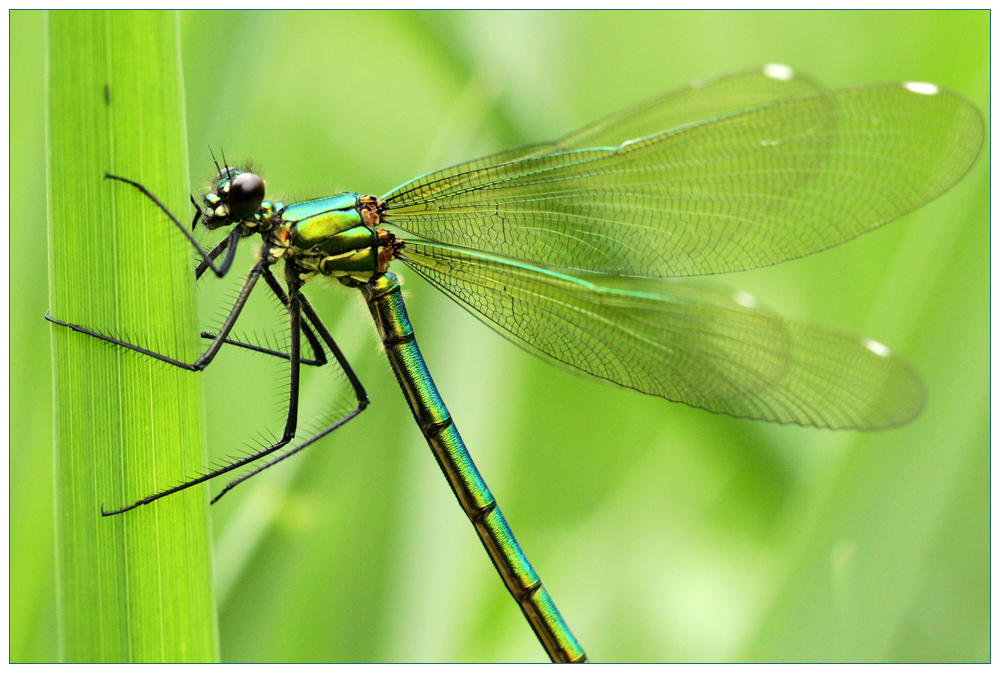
[228,172,265,219]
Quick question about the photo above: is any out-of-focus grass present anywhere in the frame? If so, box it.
[13,9,988,662]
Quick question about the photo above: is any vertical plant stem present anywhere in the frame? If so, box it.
[47,10,218,662]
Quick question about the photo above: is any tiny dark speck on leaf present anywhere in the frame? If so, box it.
[104,84,111,105]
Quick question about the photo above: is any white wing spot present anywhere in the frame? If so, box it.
[763,63,794,81]
[863,338,891,357]
[733,289,758,309]
[904,82,939,96]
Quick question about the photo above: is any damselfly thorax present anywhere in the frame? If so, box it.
[201,170,398,287]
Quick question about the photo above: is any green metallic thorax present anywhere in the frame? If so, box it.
[277,192,379,284]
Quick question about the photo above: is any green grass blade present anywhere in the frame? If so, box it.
[47,10,218,662]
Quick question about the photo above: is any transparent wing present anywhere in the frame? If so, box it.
[384,83,983,278]
[401,242,925,430]
[414,65,824,171]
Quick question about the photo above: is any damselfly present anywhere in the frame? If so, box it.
[48,65,984,662]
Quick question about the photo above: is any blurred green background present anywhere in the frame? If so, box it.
[13,10,988,663]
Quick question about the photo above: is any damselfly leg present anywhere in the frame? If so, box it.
[100,285,368,514]
[46,260,265,372]
[106,172,242,278]
[209,292,368,504]
[47,174,369,514]
[199,264,329,367]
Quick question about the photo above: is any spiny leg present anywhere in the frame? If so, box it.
[48,258,328,370]
[105,173,239,278]
[189,200,327,366]
[196,233,229,279]
[47,259,266,372]
[101,270,308,515]
[192,207,330,364]
[200,332,325,367]
[299,292,367,403]
[210,408,364,504]
[199,267,330,367]
[261,267,327,367]
[194,228,242,280]
[209,291,370,502]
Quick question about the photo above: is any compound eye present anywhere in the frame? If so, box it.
[228,172,265,220]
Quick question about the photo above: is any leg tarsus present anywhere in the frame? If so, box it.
[101,501,144,517]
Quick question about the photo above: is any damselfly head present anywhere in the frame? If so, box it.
[200,166,266,230]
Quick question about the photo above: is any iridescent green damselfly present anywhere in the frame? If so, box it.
[48,65,983,662]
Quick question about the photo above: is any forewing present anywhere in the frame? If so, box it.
[385,83,983,278]
[401,65,824,175]
[401,242,925,430]
[549,64,822,153]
